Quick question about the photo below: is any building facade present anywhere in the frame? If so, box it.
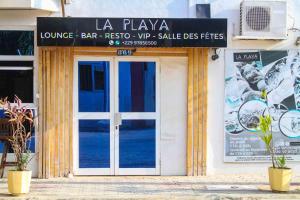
[0,0,299,178]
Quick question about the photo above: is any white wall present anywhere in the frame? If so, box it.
[2,154,37,178]
[160,57,188,175]
[62,0,188,18]
[0,10,51,26]
[205,0,300,175]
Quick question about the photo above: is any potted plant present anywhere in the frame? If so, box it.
[0,96,34,196]
[256,90,292,192]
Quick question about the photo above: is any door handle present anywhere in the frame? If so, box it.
[114,113,122,127]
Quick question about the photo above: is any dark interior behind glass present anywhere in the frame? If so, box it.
[0,31,34,56]
[0,61,33,103]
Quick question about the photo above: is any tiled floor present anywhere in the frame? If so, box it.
[1,175,300,199]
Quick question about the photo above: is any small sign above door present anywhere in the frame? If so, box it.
[117,49,134,56]
[37,17,227,47]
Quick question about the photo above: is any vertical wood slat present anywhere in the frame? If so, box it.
[68,48,74,174]
[38,49,43,178]
[192,49,199,176]
[63,49,69,176]
[202,49,208,175]
[187,48,208,176]
[187,49,194,176]
[58,49,65,177]
[54,49,59,177]
[197,49,203,175]
[38,48,73,178]
[49,50,55,177]
[42,50,47,178]
[45,50,51,178]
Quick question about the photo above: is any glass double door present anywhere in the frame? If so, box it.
[74,57,160,175]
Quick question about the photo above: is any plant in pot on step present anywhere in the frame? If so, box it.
[255,89,292,192]
[0,96,34,196]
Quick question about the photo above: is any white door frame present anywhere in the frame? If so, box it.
[73,56,160,176]
[114,57,160,175]
[73,56,115,175]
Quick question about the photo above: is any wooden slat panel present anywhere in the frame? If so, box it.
[187,48,208,176]
[74,51,187,57]
[39,48,71,178]
[73,47,188,53]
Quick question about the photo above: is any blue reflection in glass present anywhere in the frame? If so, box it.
[27,127,35,153]
[79,61,110,112]
[119,120,155,168]
[119,62,155,112]
[0,130,35,153]
[79,120,110,168]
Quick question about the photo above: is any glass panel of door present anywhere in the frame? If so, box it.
[74,58,159,175]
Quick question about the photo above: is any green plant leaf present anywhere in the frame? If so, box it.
[261,89,267,100]
[276,155,287,168]
[258,115,272,134]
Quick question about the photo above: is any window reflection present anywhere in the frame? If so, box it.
[0,31,34,56]
[79,65,92,91]
[79,120,110,168]
[119,120,155,168]
[0,61,33,103]
[119,62,156,112]
[78,61,110,112]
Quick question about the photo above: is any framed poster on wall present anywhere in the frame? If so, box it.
[224,50,300,162]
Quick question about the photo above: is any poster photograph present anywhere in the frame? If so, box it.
[224,50,300,162]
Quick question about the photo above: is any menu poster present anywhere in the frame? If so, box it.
[224,50,300,162]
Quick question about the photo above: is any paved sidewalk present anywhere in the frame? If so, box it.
[0,174,300,199]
